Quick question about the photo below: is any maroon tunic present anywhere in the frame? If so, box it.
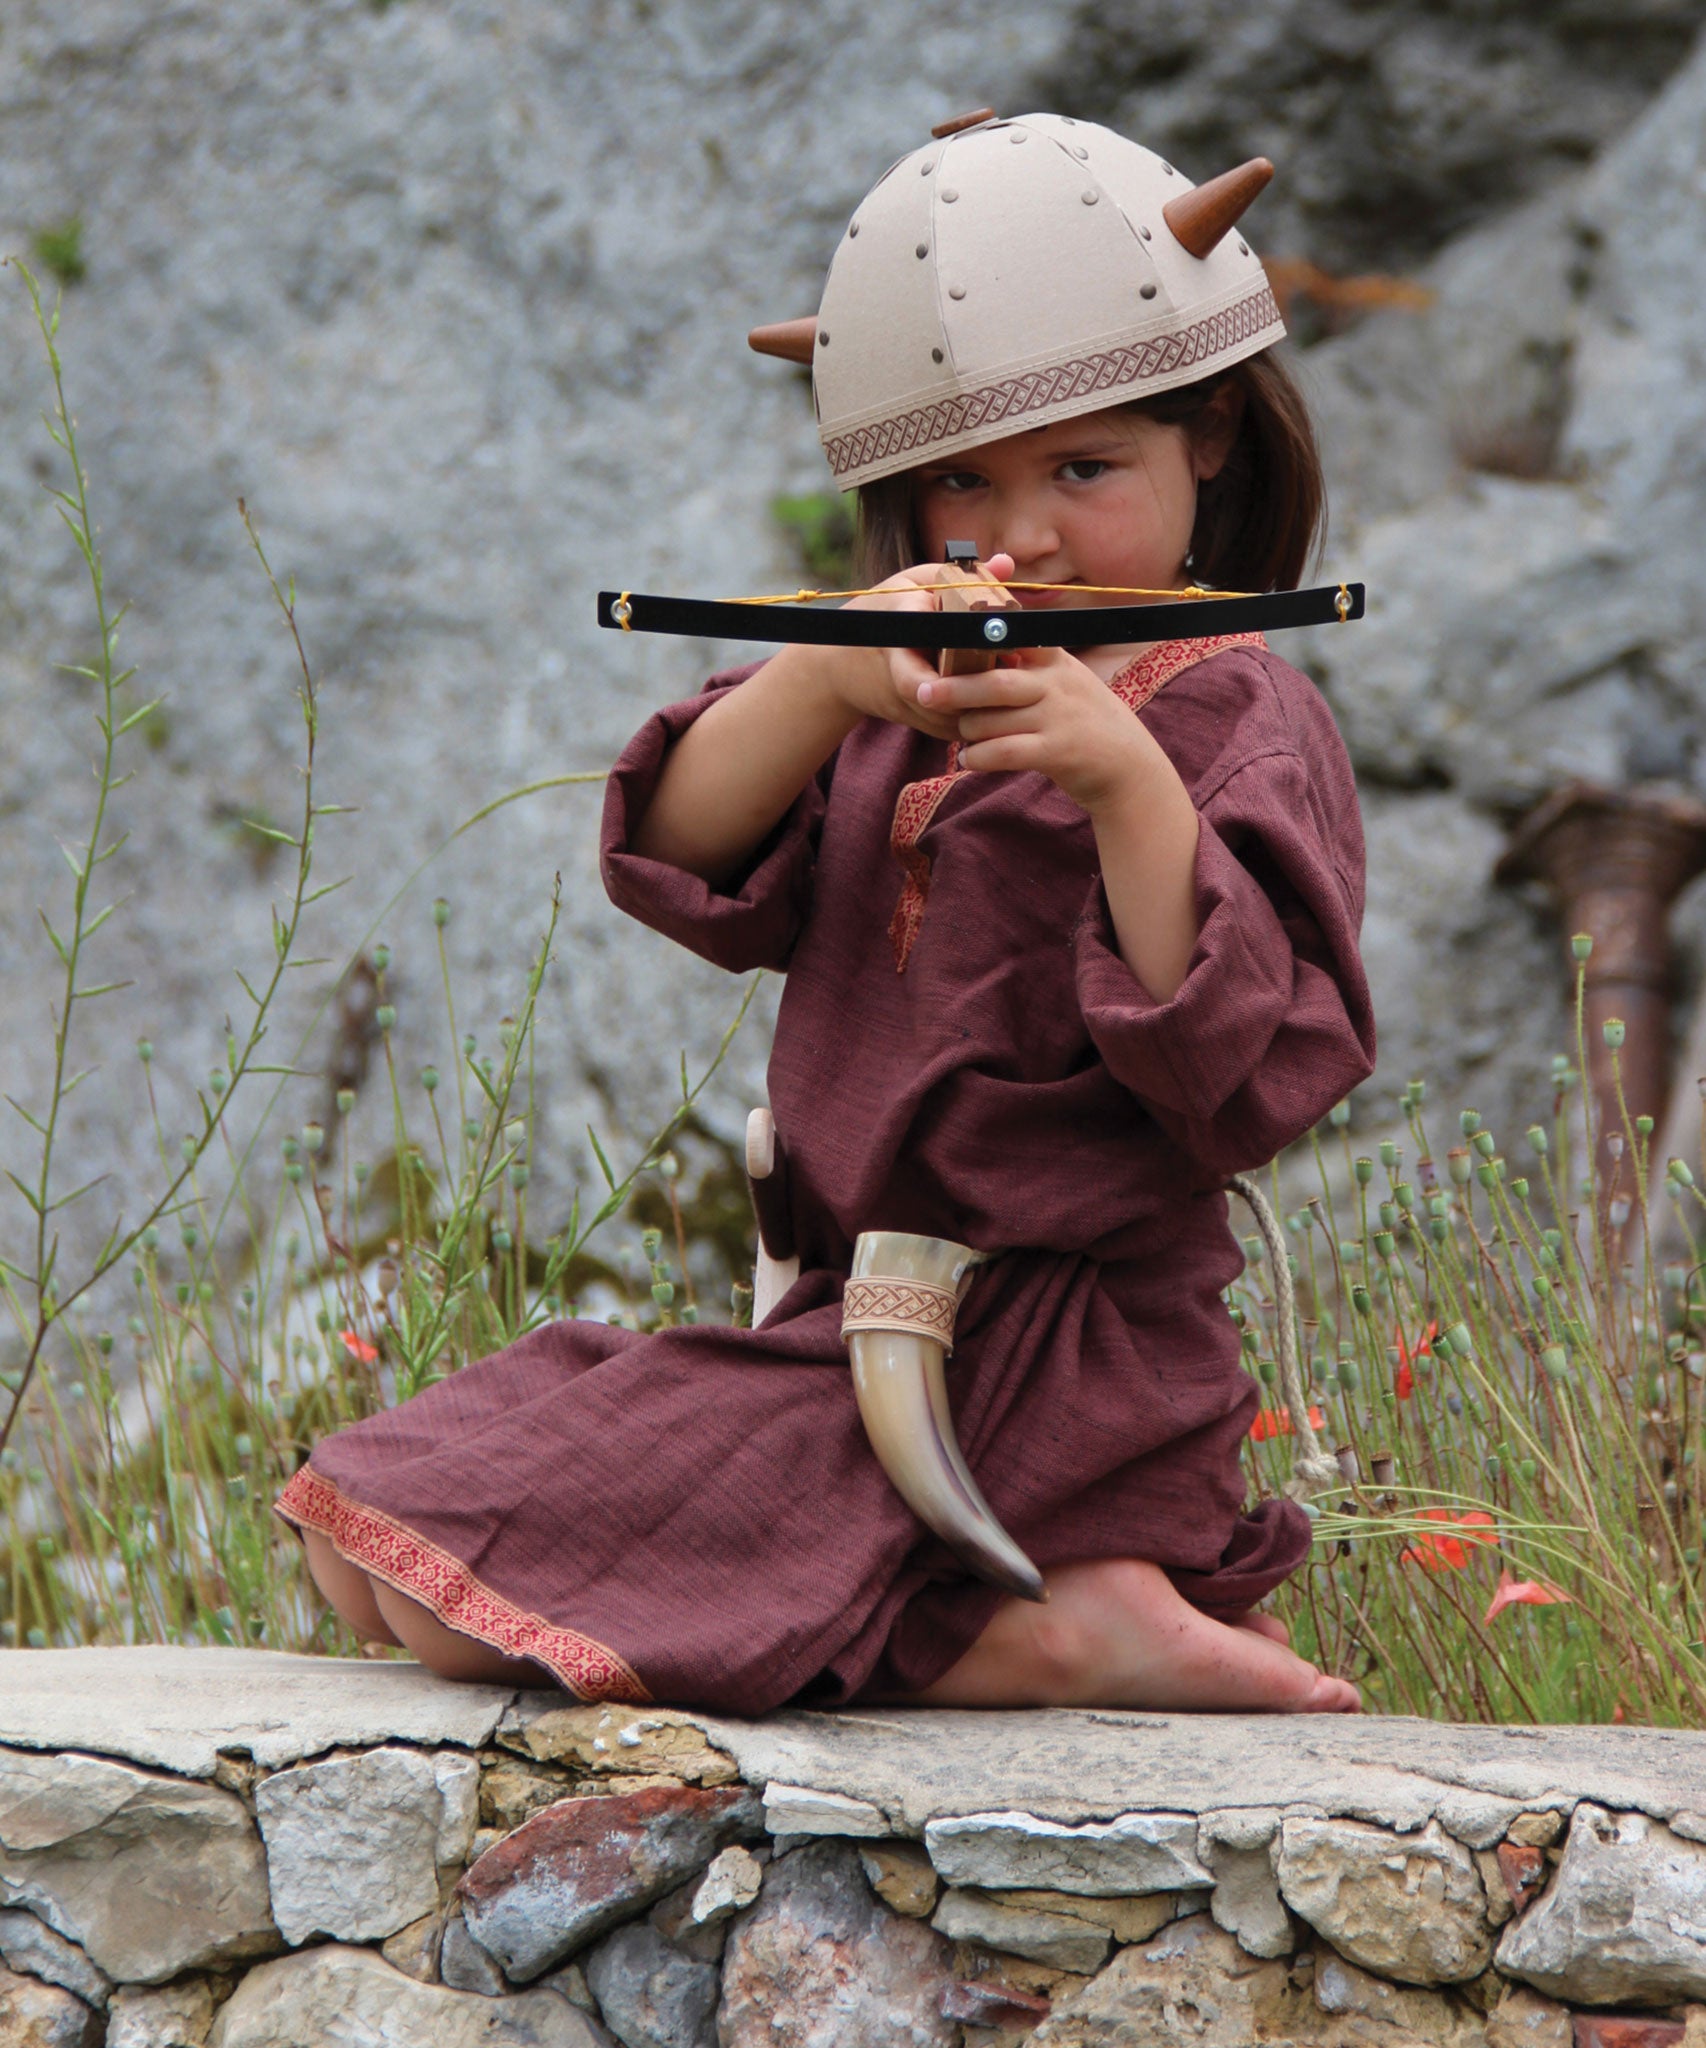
[277,636,1375,1709]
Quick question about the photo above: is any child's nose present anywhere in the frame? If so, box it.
[993,510,1059,566]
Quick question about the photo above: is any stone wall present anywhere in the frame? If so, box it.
[5,1650,1706,2046]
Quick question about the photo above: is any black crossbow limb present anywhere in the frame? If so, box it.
[598,578,1364,651]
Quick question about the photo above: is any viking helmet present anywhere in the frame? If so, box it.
[751,112,1283,492]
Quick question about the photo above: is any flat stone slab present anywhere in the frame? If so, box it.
[690,1709,1706,1838]
[6,1654,1706,1846]
[0,1649,514,1777]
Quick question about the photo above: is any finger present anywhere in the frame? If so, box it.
[958,734,1049,775]
[917,669,1044,713]
[956,707,1042,744]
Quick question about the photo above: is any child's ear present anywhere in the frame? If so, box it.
[1190,384,1246,483]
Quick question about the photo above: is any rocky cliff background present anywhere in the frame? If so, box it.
[4,0,1706,1304]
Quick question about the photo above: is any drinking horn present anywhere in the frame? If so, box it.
[842,1231,1048,1603]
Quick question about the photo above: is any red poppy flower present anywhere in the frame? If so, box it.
[1249,1405,1326,1443]
[1399,1507,1498,1571]
[339,1330,379,1364]
[1394,1319,1438,1401]
[1484,1570,1569,1623]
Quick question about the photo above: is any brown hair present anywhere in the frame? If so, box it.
[852,348,1325,594]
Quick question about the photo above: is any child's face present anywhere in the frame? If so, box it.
[911,400,1234,605]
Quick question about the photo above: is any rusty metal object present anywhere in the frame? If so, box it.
[1497,781,1706,1181]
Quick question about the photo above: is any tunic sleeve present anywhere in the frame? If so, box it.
[1073,745,1376,1177]
[600,666,828,973]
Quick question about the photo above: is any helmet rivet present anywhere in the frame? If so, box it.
[948,285,967,300]
[1010,131,1027,144]
[818,331,829,345]
[1238,240,1250,256]
[941,189,959,203]
[983,616,1010,644]
[849,222,860,238]
[1140,284,1157,300]
[1072,146,1088,160]
[916,243,928,259]
[1139,225,1152,240]
[921,160,934,176]
[1081,191,1098,205]
[931,348,944,364]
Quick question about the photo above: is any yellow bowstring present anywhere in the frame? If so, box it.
[726,578,1257,605]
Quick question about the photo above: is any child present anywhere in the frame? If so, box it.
[281,113,1374,1715]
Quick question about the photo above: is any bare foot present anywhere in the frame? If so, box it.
[1234,1610,1291,1648]
[913,1559,1359,1713]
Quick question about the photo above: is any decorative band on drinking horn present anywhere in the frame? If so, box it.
[840,1277,959,1352]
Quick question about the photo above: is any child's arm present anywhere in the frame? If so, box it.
[916,644,1201,1000]
[631,560,1015,885]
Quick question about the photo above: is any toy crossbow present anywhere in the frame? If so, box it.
[598,573,1364,657]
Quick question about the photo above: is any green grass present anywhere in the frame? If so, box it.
[1237,1056,1706,1724]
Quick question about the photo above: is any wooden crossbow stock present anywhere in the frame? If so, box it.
[600,557,1366,1600]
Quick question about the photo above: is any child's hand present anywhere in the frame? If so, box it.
[916,644,1162,816]
[830,556,1020,741]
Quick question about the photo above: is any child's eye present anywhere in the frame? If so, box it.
[1060,459,1108,482]
[930,470,986,493]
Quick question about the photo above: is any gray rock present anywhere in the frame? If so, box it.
[930,1887,1110,1972]
[585,1922,717,2048]
[760,1785,888,1840]
[684,1848,763,1929]
[1277,1815,1493,1986]
[0,1748,275,1985]
[1198,1838,1292,1960]
[441,1910,512,1996]
[433,1752,483,1868]
[460,1783,763,1982]
[254,1747,450,1946]
[1027,1912,1290,2047]
[0,1964,99,2048]
[104,1979,218,2048]
[924,1810,1212,1897]
[692,1702,1706,1841]
[0,1650,514,1778]
[1496,1802,1706,2006]
[0,1911,110,2009]
[205,1945,611,2047]
[718,1840,956,2047]
[1311,1950,1489,2048]
[1197,1808,1280,1854]
[1041,0,1706,270]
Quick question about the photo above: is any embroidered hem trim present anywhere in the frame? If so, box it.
[275,1463,650,1703]
[885,631,1267,972]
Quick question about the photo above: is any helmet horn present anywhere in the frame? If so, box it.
[1162,157,1274,259]
[748,318,819,366]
